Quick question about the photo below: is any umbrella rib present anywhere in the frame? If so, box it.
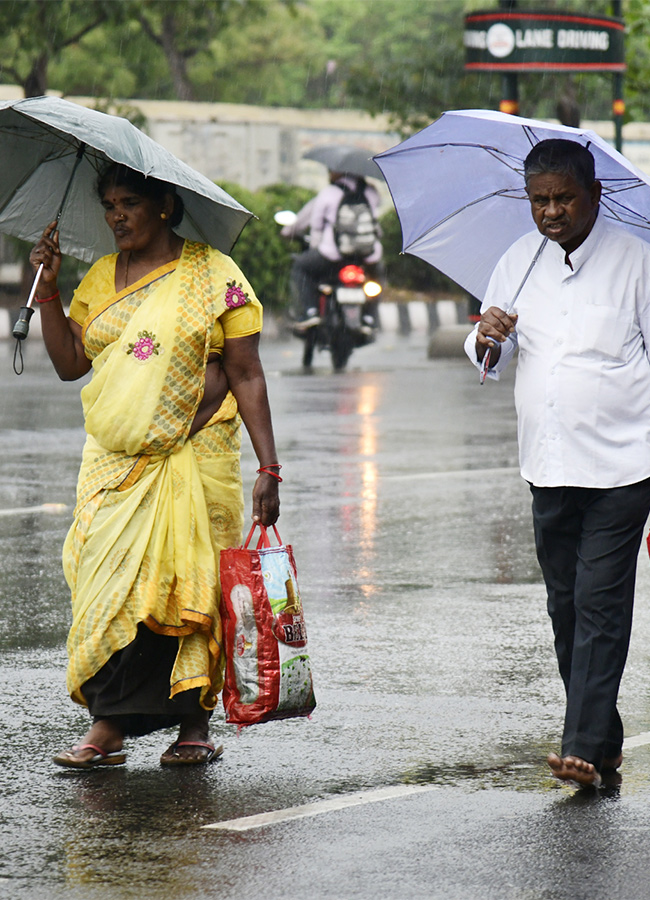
[381,140,523,170]
[480,147,524,176]
[601,189,650,214]
[0,150,85,220]
[181,205,211,245]
[0,110,82,152]
[0,131,73,158]
[601,179,648,196]
[601,210,650,231]
[600,196,650,228]
[522,125,538,148]
[404,187,524,246]
[0,112,85,214]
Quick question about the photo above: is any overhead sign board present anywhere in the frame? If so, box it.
[464,10,625,72]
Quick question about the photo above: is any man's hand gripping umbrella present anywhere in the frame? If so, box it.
[478,236,548,384]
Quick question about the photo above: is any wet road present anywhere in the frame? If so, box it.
[3,330,650,899]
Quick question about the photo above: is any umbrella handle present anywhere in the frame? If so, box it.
[478,236,548,385]
[13,263,43,341]
[26,262,44,309]
[12,143,85,349]
[13,306,35,342]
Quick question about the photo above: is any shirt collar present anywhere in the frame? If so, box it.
[556,207,603,275]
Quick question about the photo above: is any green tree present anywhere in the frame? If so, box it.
[623,0,650,123]
[0,0,117,97]
[131,0,224,101]
[204,3,330,106]
[334,0,623,134]
[131,0,296,102]
[48,17,158,101]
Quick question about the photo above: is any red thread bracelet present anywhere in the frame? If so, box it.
[36,290,60,304]
[257,465,283,482]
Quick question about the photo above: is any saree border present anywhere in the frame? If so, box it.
[81,257,181,345]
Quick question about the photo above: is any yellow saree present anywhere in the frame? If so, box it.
[64,241,261,711]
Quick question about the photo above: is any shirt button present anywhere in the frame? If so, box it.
[561,309,568,316]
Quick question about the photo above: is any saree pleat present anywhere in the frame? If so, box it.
[63,241,255,712]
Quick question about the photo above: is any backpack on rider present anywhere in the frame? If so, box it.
[333,180,378,258]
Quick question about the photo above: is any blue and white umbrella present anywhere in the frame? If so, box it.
[374,108,650,300]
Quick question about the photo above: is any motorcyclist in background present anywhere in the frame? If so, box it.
[281,169,383,332]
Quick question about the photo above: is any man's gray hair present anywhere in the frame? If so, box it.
[524,139,596,190]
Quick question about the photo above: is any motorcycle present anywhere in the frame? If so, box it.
[275,210,383,372]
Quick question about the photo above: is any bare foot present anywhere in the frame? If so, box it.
[160,712,221,765]
[53,719,124,768]
[547,752,602,787]
[601,753,623,772]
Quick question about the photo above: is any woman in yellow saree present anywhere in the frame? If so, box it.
[29,164,280,768]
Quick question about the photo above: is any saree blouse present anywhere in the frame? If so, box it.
[68,240,262,356]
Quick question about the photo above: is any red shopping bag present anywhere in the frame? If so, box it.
[219,524,316,725]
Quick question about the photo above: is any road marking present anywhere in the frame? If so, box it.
[0,503,68,517]
[202,783,439,832]
[624,732,650,750]
[385,466,519,482]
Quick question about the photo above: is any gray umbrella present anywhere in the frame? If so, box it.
[0,95,252,264]
[303,144,384,180]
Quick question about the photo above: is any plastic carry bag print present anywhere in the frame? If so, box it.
[219,525,316,725]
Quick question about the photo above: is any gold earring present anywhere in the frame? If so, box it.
[161,212,168,220]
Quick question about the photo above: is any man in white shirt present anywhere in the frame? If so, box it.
[465,139,650,788]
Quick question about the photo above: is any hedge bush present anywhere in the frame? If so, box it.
[222,181,464,310]
[222,181,315,312]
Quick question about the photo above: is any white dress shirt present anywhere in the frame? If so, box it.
[464,212,650,488]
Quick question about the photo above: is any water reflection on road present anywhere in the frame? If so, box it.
[2,335,650,899]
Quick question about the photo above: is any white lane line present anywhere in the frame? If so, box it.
[0,503,68,517]
[624,732,650,750]
[202,783,439,832]
[384,466,519,483]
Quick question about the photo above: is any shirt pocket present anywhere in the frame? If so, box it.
[577,305,634,360]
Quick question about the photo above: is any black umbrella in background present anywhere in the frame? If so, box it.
[303,144,385,180]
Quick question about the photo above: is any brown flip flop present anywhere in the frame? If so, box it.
[53,743,127,769]
[160,740,224,766]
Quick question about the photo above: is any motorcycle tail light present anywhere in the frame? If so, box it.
[363,280,382,298]
[338,264,365,286]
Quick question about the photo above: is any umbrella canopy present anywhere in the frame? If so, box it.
[374,109,650,300]
[0,95,252,264]
[303,144,384,181]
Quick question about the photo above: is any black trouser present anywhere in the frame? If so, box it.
[290,248,384,321]
[290,249,341,317]
[530,479,650,770]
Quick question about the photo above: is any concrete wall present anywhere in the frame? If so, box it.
[65,94,650,193]
[1,85,649,193]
